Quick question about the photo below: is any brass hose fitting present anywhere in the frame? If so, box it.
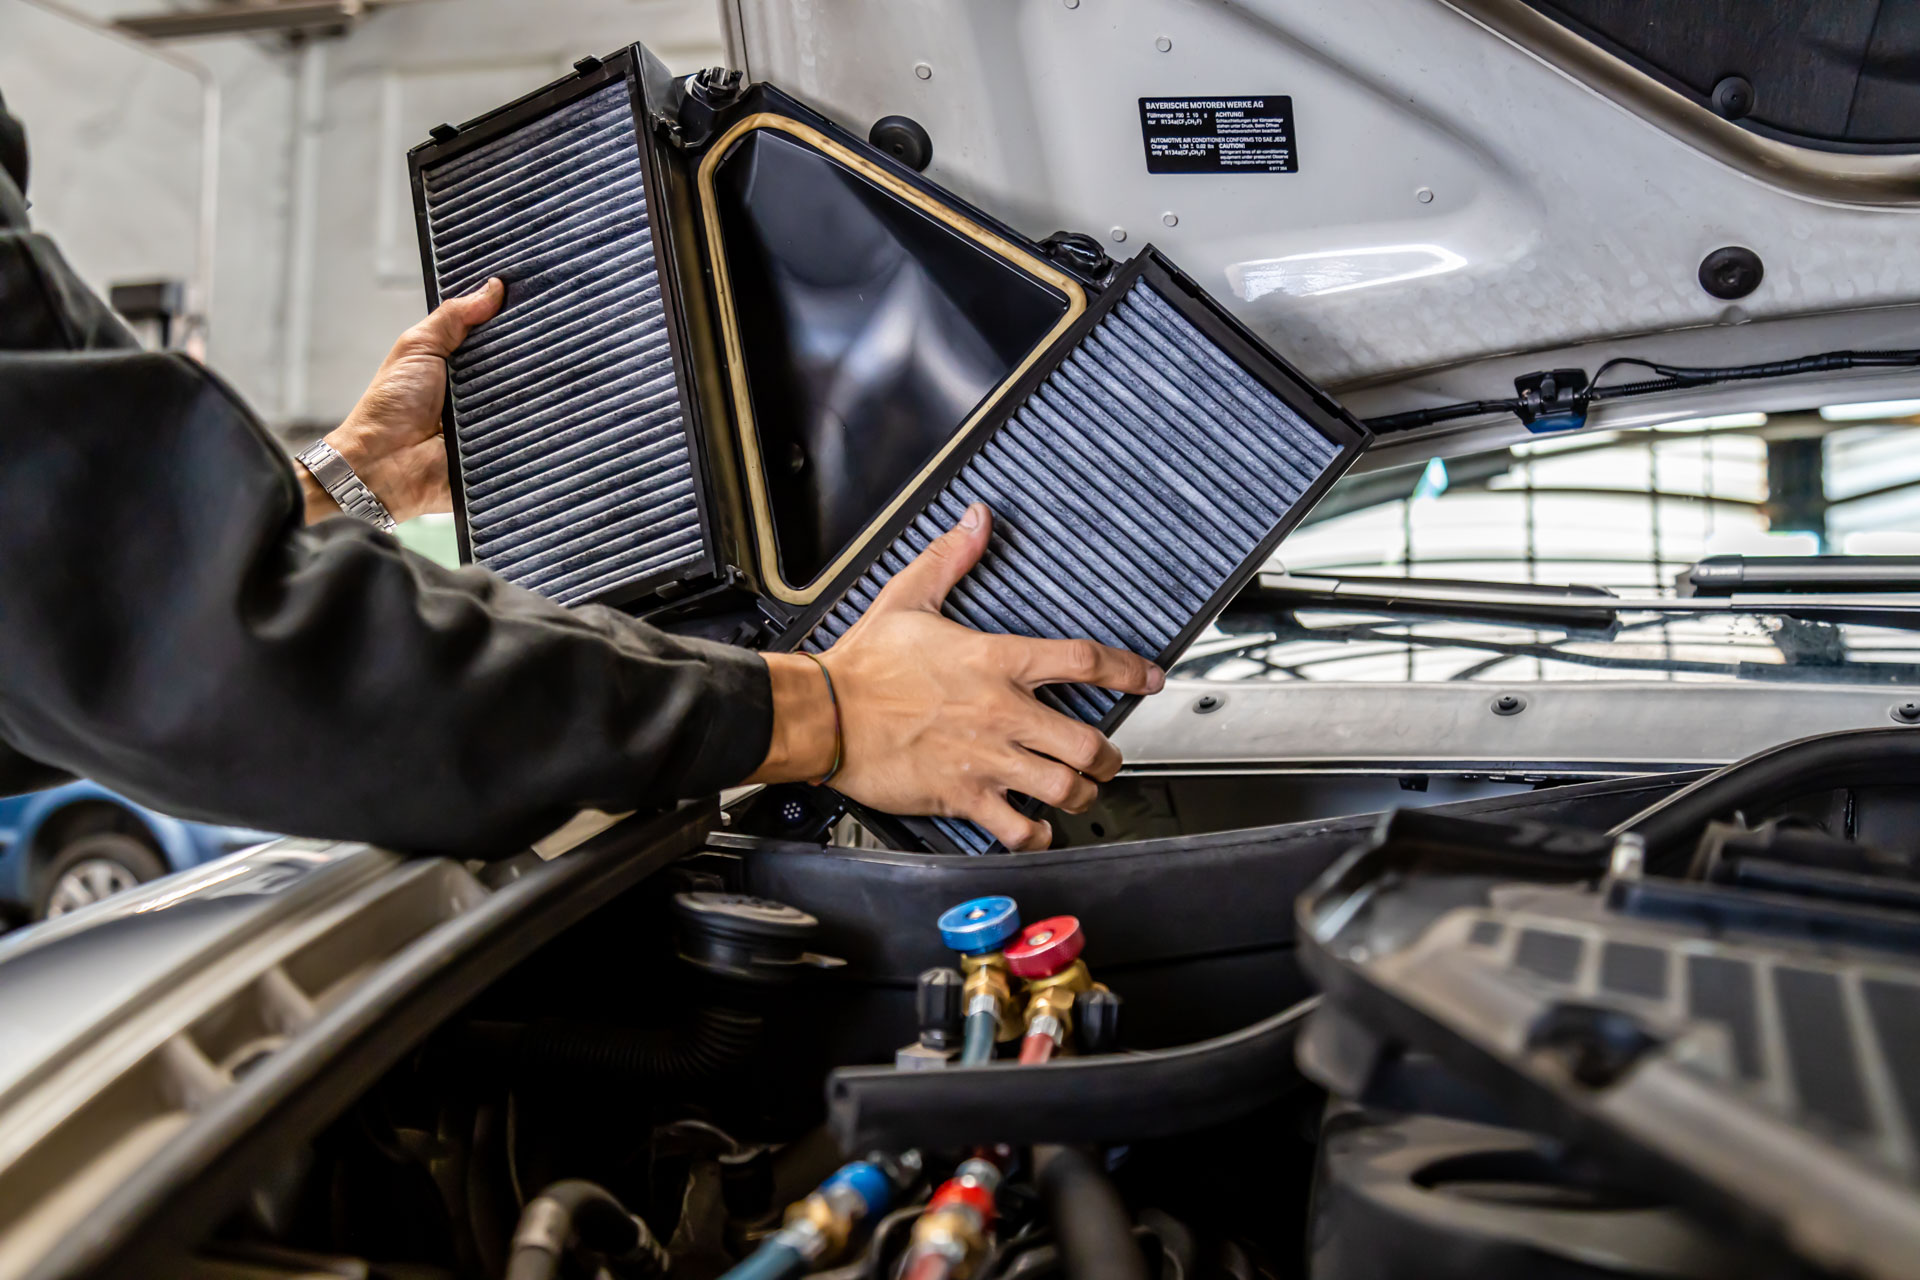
[1020,960,1097,1049]
[960,951,1023,1042]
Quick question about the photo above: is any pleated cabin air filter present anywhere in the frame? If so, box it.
[413,67,717,609]
[412,48,1369,853]
[780,253,1366,854]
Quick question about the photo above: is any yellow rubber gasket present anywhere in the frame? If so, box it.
[696,115,1088,605]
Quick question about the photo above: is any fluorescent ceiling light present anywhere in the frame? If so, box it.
[1819,399,1920,422]
[1843,531,1920,555]
[1651,412,1767,432]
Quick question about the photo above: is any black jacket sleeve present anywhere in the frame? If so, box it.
[0,93,772,857]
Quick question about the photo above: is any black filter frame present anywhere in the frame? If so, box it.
[408,47,726,610]
[771,249,1371,852]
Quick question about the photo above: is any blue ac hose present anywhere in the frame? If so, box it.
[718,1239,806,1280]
[961,1009,998,1066]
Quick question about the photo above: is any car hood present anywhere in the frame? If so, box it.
[729,0,1920,442]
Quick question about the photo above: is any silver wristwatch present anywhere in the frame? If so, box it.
[295,439,397,532]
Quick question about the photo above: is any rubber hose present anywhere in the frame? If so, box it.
[1615,726,1920,867]
[718,1240,807,1280]
[472,1008,763,1083]
[1018,1035,1055,1065]
[505,1179,669,1280]
[1034,1147,1148,1280]
[961,1010,997,1066]
[903,1255,953,1280]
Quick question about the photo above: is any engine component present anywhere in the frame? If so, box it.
[941,896,1026,1061]
[465,1007,761,1084]
[900,1154,1006,1280]
[1310,1108,1737,1280]
[725,1154,919,1280]
[506,1179,669,1280]
[1074,987,1123,1056]
[1297,806,1920,1280]
[1615,725,1920,867]
[829,1000,1316,1151]
[898,967,965,1070]
[1005,916,1096,1064]
[939,896,1023,955]
[1034,1146,1148,1280]
[672,891,843,984]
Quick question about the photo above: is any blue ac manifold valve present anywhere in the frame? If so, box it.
[937,896,1022,955]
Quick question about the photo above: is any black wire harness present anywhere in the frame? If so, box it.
[1365,347,1920,435]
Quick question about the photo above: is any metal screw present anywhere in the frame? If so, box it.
[913,62,932,80]
[967,907,986,920]
[1415,186,1434,204]
[1492,692,1527,716]
[1193,694,1223,714]
[1028,930,1054,946]
[1161,211,1179,227]
[1110,226,1128,243]
[1893,700,1920,725]
[1154,35,1172,52]
[1609,832,1646,881]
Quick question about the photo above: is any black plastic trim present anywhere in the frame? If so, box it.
[827,998,1317,1151]
[1616,726,1920,867]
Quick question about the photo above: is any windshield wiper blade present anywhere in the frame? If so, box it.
[1234,572,1920,631]
[1684,555,1920,596]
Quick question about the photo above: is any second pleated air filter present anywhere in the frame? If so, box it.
[786,254,1364,853]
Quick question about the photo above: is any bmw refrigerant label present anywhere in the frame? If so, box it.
[1138,96,1298,173]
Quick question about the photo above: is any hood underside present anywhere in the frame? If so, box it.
[726,0,1920,437]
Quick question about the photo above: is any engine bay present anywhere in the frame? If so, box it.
[165,730,1920,1280]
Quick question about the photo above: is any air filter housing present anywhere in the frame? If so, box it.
[411,46,1368,852]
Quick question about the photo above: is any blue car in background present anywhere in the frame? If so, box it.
[0,781,275,921]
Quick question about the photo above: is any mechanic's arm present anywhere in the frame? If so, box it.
[287,283,1165,850]
[0,323,1157,855]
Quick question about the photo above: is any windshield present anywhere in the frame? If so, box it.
[1178,404,1920,687]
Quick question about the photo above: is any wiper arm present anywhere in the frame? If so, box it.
[1234,574,1624,633]
[1233,572,1920,631]
[1684,555,1920,596]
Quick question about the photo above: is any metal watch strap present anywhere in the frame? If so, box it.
[295,439,397,533]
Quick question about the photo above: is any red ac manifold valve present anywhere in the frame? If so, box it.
[1005,916,1084,980]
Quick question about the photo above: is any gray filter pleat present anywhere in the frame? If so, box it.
[806,278,1343,854]
[420,82,705,605]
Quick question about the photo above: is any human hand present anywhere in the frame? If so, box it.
[750,504,1165,850]
[299,278,505,525]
